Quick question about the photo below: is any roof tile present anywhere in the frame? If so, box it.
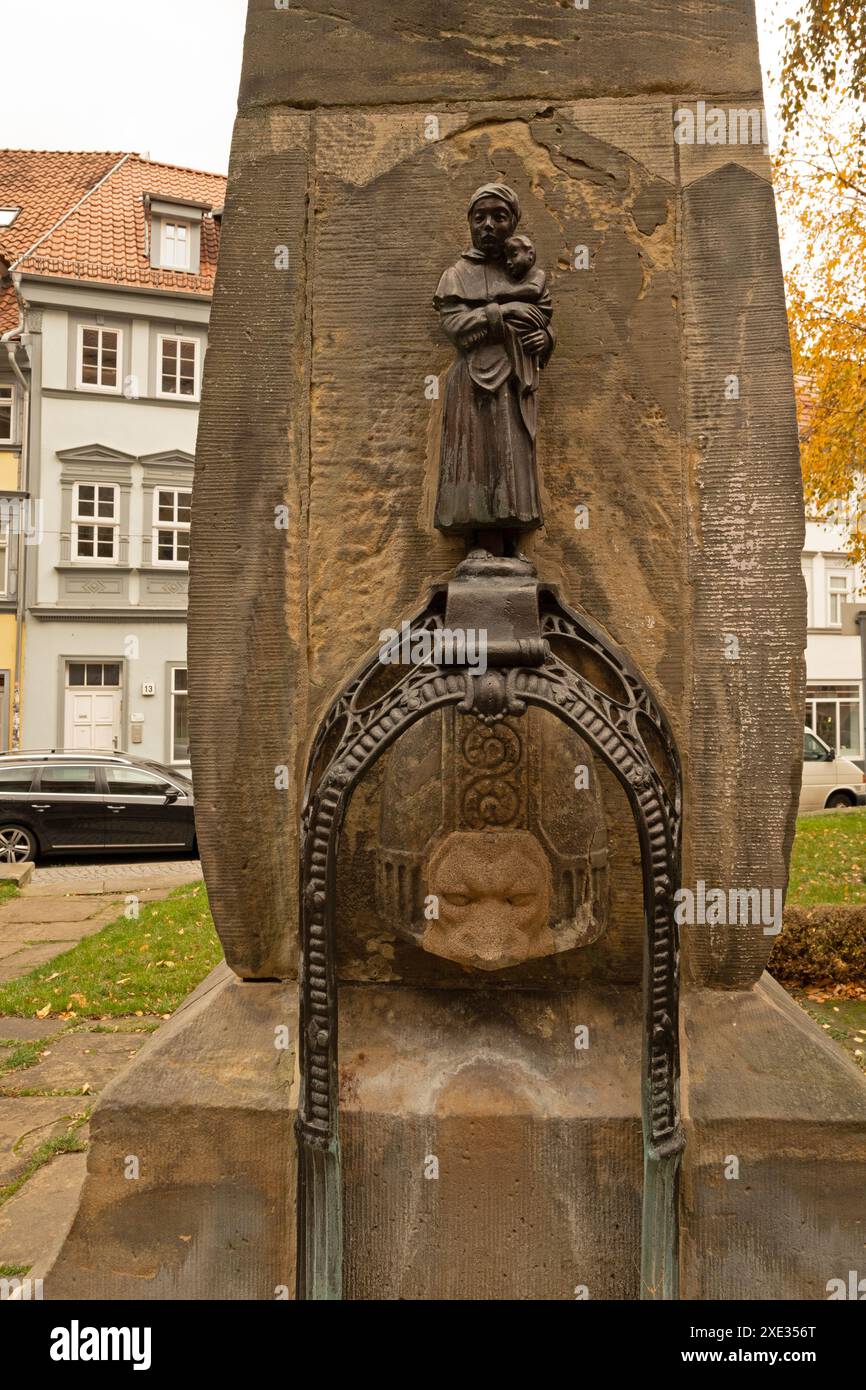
[0,150,225,299]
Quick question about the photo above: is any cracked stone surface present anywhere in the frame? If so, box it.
[0,945,82,983]
[0,1152,88,1269]
[0,921,117,945]
[0,1033,147,1097]
[0,1019,63,1042]
[0,887,128,987]
[238,0,763,109]
[0,1016,161,1276]
[0,1097,88,1185]
[1,897,118,925]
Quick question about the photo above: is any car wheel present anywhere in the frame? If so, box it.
[0,825,37,863]
[825,791,856,810]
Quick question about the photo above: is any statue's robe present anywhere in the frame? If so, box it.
[433,251,554,536]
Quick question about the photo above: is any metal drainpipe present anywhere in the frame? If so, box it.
[1,278,30,751]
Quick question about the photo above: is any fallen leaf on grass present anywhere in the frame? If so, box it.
[35,1004,51,1019]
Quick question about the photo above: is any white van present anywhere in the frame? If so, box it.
[800,728,866,812]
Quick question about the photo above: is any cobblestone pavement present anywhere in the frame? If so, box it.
[32,857,202,887]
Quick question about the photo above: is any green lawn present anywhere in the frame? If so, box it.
[794,994,866,1072]
[0,883,222,1019]
[788,808,866,906]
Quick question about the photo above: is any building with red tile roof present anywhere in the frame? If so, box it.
[0,151,225,760]
[0,151,224,332]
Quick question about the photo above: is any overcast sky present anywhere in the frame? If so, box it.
[1,0,797,174]
[2,0,248,173]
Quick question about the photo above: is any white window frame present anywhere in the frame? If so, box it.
[826,569,852,627]
[156,334,200,400]
[71,482,120,564]
[152,487,191,567]
[160,220,191,270]
[76,324,123,394]
[806,685,863,760]
[170,665,190,765]
[0,384,14,443]
[66,661,122,689]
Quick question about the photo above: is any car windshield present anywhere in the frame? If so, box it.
[804,730,831,761]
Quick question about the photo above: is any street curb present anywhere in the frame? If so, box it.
[0,862,34,887]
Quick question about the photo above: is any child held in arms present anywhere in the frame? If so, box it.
[500,234,554,414]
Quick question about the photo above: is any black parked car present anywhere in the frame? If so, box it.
[0,752,196,862]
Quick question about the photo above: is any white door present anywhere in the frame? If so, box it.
[64,663,122,750]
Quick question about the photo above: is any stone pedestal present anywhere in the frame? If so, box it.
[681,977,866,1300]
[38,966,866,1300]
[38,967,296,1300]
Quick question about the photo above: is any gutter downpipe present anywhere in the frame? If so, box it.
[1,275,31,751]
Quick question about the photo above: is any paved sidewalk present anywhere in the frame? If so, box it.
[0,894,124,984]
[0,1019,155,1273]
[0,859,202,982]
[0,859,202,1276]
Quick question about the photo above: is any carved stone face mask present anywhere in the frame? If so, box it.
[423,830,554,971]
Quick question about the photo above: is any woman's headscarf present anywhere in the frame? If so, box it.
[467,183,521,225]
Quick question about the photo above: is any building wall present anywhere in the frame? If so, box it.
[0,375,24,751]
[19,279,207,768]
[802,520,864,760]
[22,619,187,763]
[0,452,18,490]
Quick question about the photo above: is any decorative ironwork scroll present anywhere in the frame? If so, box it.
[296,564,684,1301]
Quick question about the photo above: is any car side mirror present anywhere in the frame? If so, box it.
[164,789,180,803]
[825,750,836,762]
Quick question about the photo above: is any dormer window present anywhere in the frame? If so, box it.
[147,196,208,275]
[161,220,190,270]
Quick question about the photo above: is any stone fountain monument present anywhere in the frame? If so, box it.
[38,0,866,1301]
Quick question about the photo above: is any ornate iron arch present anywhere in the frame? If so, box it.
[297,561,684,1301]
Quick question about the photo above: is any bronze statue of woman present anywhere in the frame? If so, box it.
[433,184,555,545]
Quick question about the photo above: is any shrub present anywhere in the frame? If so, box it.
[771,906,866,988]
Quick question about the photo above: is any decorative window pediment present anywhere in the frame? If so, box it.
[139,449,195,488]
[57,444,136,486]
